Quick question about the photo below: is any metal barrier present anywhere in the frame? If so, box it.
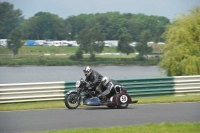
[0,75,200,104]
[117,75,200,97]
[0,82,65,103]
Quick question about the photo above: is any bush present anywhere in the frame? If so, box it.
[69,55,77,60]
[90,53,95,61]
[75,49,83,59]
[0,53,159,66]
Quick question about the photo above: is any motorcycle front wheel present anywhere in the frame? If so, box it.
[64,92,81,109]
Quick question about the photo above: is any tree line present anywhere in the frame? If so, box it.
[0,2,170,42]
[0,2,169,59]
[1,2,200,76]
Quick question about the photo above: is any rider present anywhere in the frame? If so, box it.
[83,66,103,95]
[98,76,127,102]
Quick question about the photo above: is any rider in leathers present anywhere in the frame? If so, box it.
[83,66,103,95]
[98,76,127,102]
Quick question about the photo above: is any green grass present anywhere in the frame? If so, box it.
[19,46,78,54]
[136,94,200,104]
[0,101,65,111]
[27,122,200,133]
[0,95,200,111]
[0,44,164,55]
[0,46,118,54]
[0,46,161,66]
[0,53,159,66]
[0,46,130,58]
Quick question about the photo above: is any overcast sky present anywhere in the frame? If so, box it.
[1,0,200,21]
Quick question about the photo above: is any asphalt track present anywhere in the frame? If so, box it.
[0,102,200,133]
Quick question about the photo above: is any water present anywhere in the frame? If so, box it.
[0,66,165,84]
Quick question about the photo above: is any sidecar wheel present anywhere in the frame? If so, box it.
[116,93,129,109]
[64,92,81,109]
[106,96,116,109]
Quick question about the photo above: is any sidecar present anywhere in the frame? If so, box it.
[83,92,138,109]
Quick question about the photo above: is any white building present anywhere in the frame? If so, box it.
[0,39,7,46]
[104,40,118,47]
[61,40,69,46]
[35,40,45,46]
[67,41,80,47]
[50,41,62,46]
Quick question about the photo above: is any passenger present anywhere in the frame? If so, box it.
[98,76,127,102]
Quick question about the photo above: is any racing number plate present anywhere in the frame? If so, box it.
[120,95,128,103]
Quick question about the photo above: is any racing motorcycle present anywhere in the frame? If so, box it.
[64,78,138,109]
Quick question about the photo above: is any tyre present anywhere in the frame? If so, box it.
[64,92,81,109]
[106,95,116,109]
[116,93,129,109]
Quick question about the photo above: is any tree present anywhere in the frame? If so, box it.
[153,16,170,42]
[21,16,39,39]
[22,12,66,40]
[135,30,153,60]
[65,12,169,41]
[76,24,105,60]
[66,22,73,40]
[7,27,23,57]
[159,6,200,76]
[65,14,94,40]
[0,2,23,38]
[117,33,133,55]
[102,12,127,40]
[126,14,147,42]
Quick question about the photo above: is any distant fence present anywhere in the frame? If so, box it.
[0,75,200,104]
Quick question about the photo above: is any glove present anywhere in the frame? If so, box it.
[86,82,90,88]
[88,81,94,86]
[85,81,94,89]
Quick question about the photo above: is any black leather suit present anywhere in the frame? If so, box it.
[100,79,127,99]
[85,69,103,95]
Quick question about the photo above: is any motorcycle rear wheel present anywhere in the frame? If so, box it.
[65,92,81,109]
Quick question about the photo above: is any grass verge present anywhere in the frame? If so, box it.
[0,46,160,66]
[27,122,200,133]
[0,95,200,111]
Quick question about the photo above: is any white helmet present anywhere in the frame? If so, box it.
[83,66,92,77]
[101,76,110,87]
